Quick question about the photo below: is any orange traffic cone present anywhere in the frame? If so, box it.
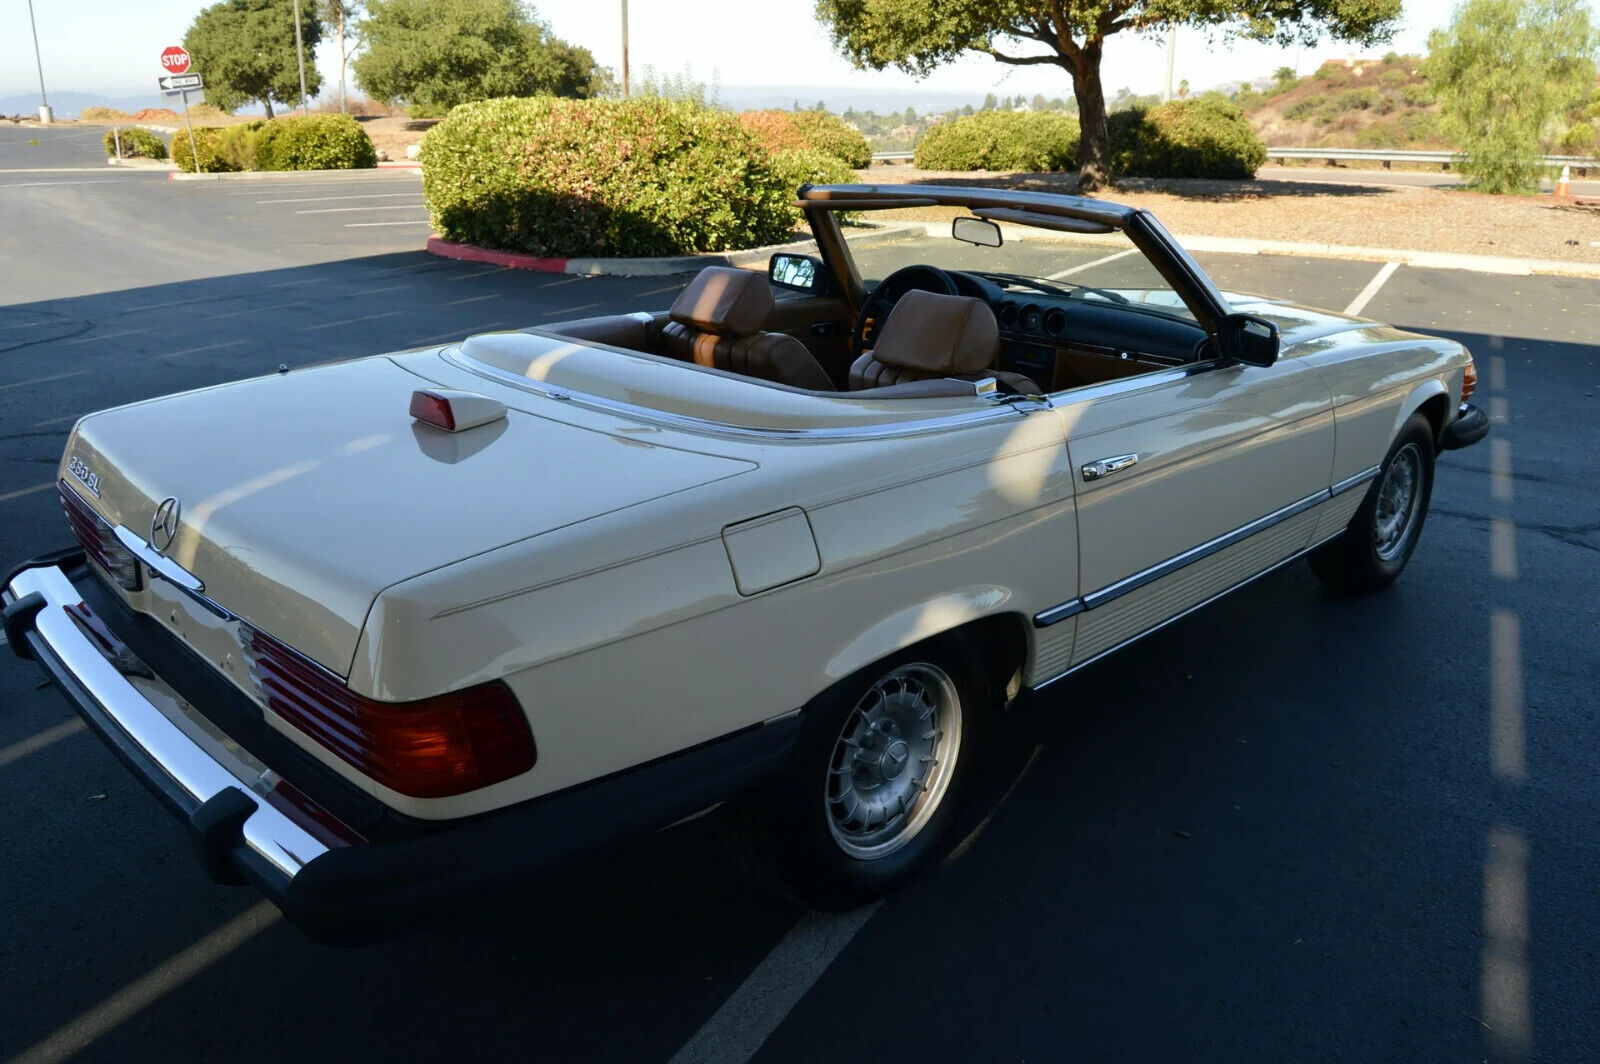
[1555,164,1572,198]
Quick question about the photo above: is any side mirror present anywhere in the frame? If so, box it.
[1215,313,1279,367]
[769,252,823,293]
[952,216,1003,247]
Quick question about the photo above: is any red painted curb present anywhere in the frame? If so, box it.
[424,236,568,273]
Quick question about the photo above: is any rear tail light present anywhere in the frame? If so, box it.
[244,627,536,799]
[59,482,141,591]
[1461,357,1478,405]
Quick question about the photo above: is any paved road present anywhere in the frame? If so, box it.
[1256,164,1600,198]
[2,171,1596,1064]
[0,124,118,171]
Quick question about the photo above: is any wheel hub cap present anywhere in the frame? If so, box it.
[1374,443,1422,561]
[825,662,964,860]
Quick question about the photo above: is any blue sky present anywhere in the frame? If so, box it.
[4,0,1485,104]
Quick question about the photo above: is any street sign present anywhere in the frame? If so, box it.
[160,46,191,75]
[159,73,203,93]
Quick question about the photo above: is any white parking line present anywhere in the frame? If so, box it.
[8,901,280,1064]
[296,204,427,215]
[444,293,500,306]
[0,180,125,190]
[1047,248,1138,280]
[302,310,406,331]
[0,483,55,503]
[62,328,148,346]
[1489,611,1525,781]
[406,322,511,345]
[345,220,433,228]
[1343,261,1401,317]
[165,340,246,360]
[1480,825,1531,1057]
[1490,518,1518,580]
[444,267,506,281]
[257,192,422,204]
[666,904,881,1064]
[350,283,418,296]
[0,719,87,769]
[0,369,90,392]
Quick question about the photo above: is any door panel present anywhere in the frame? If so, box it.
[1054,360,1334,668]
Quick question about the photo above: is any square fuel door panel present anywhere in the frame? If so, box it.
[721,508,821,596]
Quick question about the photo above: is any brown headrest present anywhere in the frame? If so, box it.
[669,266,773,337]
[869,290,998,375]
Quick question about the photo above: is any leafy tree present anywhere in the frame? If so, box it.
[903,106,918,123]
[1427,0,1598,193]
[320,1,362,113]
[816,0,1402,189]
[1178,79,1189,98]
[183,0,324,118]
[961,102,975,114]
[982,91,998,110]
[354,0,607,116]
[1274,65,1298,88]
[1030,92,1048,110]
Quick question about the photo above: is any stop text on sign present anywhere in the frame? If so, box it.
[160,47,191,75]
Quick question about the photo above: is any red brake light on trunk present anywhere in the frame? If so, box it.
[245,628,536,799]
[409,390,456,431]
[59,481,141,591]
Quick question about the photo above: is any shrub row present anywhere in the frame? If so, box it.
[912,110,1080,171]
[420,97,797,258]
[737,110,872,168]
[1108,97,1266,179]
[172,115,377,173]
[102,127,167,160]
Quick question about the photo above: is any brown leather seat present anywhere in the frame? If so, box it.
[660,267,834,391]
[849,290,1039,395]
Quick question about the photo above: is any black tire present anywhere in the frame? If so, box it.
[1309,412,1436,591]
[729,632,992,910]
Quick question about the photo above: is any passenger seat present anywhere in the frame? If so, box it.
[660,267,835,391]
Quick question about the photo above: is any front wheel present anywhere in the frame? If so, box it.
[1309,412,1436,591]
[730,634,990,910]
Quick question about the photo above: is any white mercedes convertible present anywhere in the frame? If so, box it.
[4,184,1487,943]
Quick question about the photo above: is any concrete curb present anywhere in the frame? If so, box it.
[904,221,1600,278]
[424,223,927,276]
[168,162,421,182]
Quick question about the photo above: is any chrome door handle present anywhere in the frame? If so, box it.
[1080,453,1138,481]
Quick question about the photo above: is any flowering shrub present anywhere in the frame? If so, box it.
[738,110,872,168]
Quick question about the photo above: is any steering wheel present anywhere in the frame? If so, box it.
[852,264,960,356]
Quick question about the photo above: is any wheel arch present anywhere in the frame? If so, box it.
[1392,377,1451,450]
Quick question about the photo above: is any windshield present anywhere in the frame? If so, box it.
[850,219,1201,326]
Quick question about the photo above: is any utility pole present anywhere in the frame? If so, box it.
[1162,28,1177,103]
[25,0,52,124]
[621,0,630,98]
[292,0,309,115]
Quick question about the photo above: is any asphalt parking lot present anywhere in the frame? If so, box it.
[2,152,1597,1064]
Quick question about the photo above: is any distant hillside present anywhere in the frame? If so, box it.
[1238,54,1446,151]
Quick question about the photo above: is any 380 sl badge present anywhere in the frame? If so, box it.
[66,455,101,498]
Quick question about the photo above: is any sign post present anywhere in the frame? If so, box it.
[159,46,201,173]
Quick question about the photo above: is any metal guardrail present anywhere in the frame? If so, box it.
[870,146,1598,173]
[1267,146,1597,174]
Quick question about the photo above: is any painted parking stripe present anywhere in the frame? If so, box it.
[0,719,87,769]
[62,328,149,346]
[345,220,433,228]
[444,293,500,306]
[165,340,246,360]
[302,310,406,331]
[0,483,55,503]
[1343,261,1401,316]
[295,204,426,215]
[0,369,90,392]
[666,904,882,1064]
[256,192,422,204]
[1046,248,1138,279]
[8,901,280,1064]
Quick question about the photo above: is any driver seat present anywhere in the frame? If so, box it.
[849,290,1040,394]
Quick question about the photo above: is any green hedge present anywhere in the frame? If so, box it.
[173,116,376,173]
[420,97,797,257]
[737,110,871,169]
[912,111,1079,172]
[102,127,167,160]
[171,127,236,173]
[1109,97,1266,179]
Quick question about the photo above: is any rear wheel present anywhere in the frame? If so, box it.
[731,634,990,909]
[1309,413,1435,591]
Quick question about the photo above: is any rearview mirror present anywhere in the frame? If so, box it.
[952,216,1003,248]
[1216,313,1280,367]
[769,253,822,292]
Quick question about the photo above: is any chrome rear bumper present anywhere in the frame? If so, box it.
[3,562,331,883]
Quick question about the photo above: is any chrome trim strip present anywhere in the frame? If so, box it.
[443,347,1021,442]
[5,564,330,879]
[1330,465,1382,497]
[112,524,205,594]
[1031,529,1346,690]
[1032,598,1086,628]
[1080,488,1331,611]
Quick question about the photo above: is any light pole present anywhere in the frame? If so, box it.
[1162,27,1176,103]
[25,0,52,124]
[617,0,630,96]
[292,0,309,115]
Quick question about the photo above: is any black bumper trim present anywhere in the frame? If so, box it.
[1442,402,1489,450]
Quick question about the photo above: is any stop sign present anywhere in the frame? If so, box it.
[160,46,191,75]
